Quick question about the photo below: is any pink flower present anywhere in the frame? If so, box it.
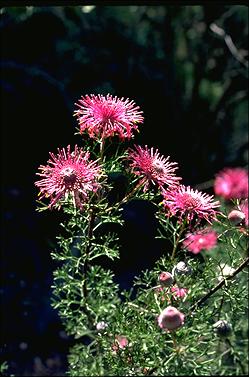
[183,228,218,254]
[74,94,144,140]
[128,145,181,191]
[162,185,220,224]
[158,272,174,287]
[35,145,103,209]
[214,167,248,200]
[157,306,185,331]
[171,286,188,299]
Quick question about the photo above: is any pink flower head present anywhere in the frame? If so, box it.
[128,145,181,191]
[163,185,220,224]
[158,272,174,287]
[157,306,185,332]
[171,286,188,299]
[214,167,248,200]
[183,228,218,254]
[35,145,103,209]
[74,94,144,140]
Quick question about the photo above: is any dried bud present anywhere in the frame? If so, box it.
[158,272,174,287]
[96,321,108,332]
[157,306,185,331]
[228,210,245,226]
[172,261,192,277]
[213,320,232,337]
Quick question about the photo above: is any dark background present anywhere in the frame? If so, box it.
[1,4,248,376]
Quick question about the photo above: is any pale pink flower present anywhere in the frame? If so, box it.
[128,145,181,191]
[163,185,220,224]
[171,286,188,299]
[157,306,185,331]
[183,228,218,254]
[35,145,103,209]
[214,167,248,200]
[74,94,144,140]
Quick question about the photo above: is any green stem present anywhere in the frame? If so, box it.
[82,208,96,298]
[105,178,146,214]
[171,225,186,261]
[99,139,105,161]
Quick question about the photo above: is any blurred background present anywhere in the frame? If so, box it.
[1,4,248,376]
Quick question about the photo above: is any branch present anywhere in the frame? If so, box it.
[189,256,249,313]
[210,23,248,69]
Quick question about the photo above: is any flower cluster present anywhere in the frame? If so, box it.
[34,93,248,376]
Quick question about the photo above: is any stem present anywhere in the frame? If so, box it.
[189,256,249,313]
[82,209,96,298]
[99,138,105,161]
[171,225,186,261]
[105,178,146,214]
[225,338,246,375]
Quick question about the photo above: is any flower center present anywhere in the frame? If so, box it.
[98,104,118,124]
[61,167,77,186]
[152,161,165,175]
[181,193,201,209]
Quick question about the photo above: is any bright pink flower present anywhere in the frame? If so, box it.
[74,94,144,140]
[183,228,218,254]
[162,185,220,224]
[171,286,188,299]
[157,306,185,331]
[239,199,248,226]
[214,167,248,200]
[35,145,103,209]
[128,145,181,191]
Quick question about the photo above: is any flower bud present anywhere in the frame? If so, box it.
[217,263,235,282]
[157,306,185,331]
[228,210,245,226]
[172,261,192,277]
[171,286,188,299]
[213,320,232,337]
[158,272,174,287]
[96,321,108,331]
[111,335,129,353]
